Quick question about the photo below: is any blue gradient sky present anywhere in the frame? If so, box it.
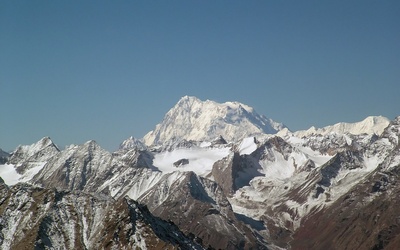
[1,1,399,151]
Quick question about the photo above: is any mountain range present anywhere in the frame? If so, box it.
[0,96,398,249]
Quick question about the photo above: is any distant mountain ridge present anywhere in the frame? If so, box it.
[143,96,286,146]
[293,115,390,137]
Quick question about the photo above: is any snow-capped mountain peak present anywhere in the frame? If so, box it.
[294,116,390,137]
[119,136,147,151]
[142,96,286,145]
[9,136,59,164]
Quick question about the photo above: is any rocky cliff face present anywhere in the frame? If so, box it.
[0,182,203,250]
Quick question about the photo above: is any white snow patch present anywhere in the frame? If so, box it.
[261,155,294,179]
[0,164,21,185]
[153,147,230,176]
[200,141,212,148]
[0,162,47,185]
[239,137,257,155]
[295,146,332,167]
[364,155,382,171]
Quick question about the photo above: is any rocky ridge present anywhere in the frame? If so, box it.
[0,182,203,250]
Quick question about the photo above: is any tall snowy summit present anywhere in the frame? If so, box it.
[143,96,286,145]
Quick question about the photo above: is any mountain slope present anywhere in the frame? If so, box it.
[0,137,60,185]
[138,171,268,249]
[31,141,160,200]
[143,96,286,145]
[8,137,60,166]
[291,116,400,249]
[0,182,204,249]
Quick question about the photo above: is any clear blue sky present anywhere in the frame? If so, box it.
[1,1,399,151]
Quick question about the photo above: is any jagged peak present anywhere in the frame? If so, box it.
[119,136,147,151]
[39,136,52,143]
[142,96,286,146]
[8,137,60,165]
[13,136,59,154]
[80,140,107,152]
[380,116,400,145]
[389,115,400,125]
[178,95,201,103]
[61,140,106,154]
[84,139,98,145]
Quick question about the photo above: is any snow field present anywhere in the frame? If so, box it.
[153,147,231,176]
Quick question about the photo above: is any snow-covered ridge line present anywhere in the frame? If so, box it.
[293,116,390,137]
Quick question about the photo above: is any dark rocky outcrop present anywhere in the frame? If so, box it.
[173,158,189,167]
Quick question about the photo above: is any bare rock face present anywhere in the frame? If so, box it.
[0,182,204,250]
[173,158,189,167]
[211,152,238,195]
[211,135,228,146]
[212,152,263,196]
